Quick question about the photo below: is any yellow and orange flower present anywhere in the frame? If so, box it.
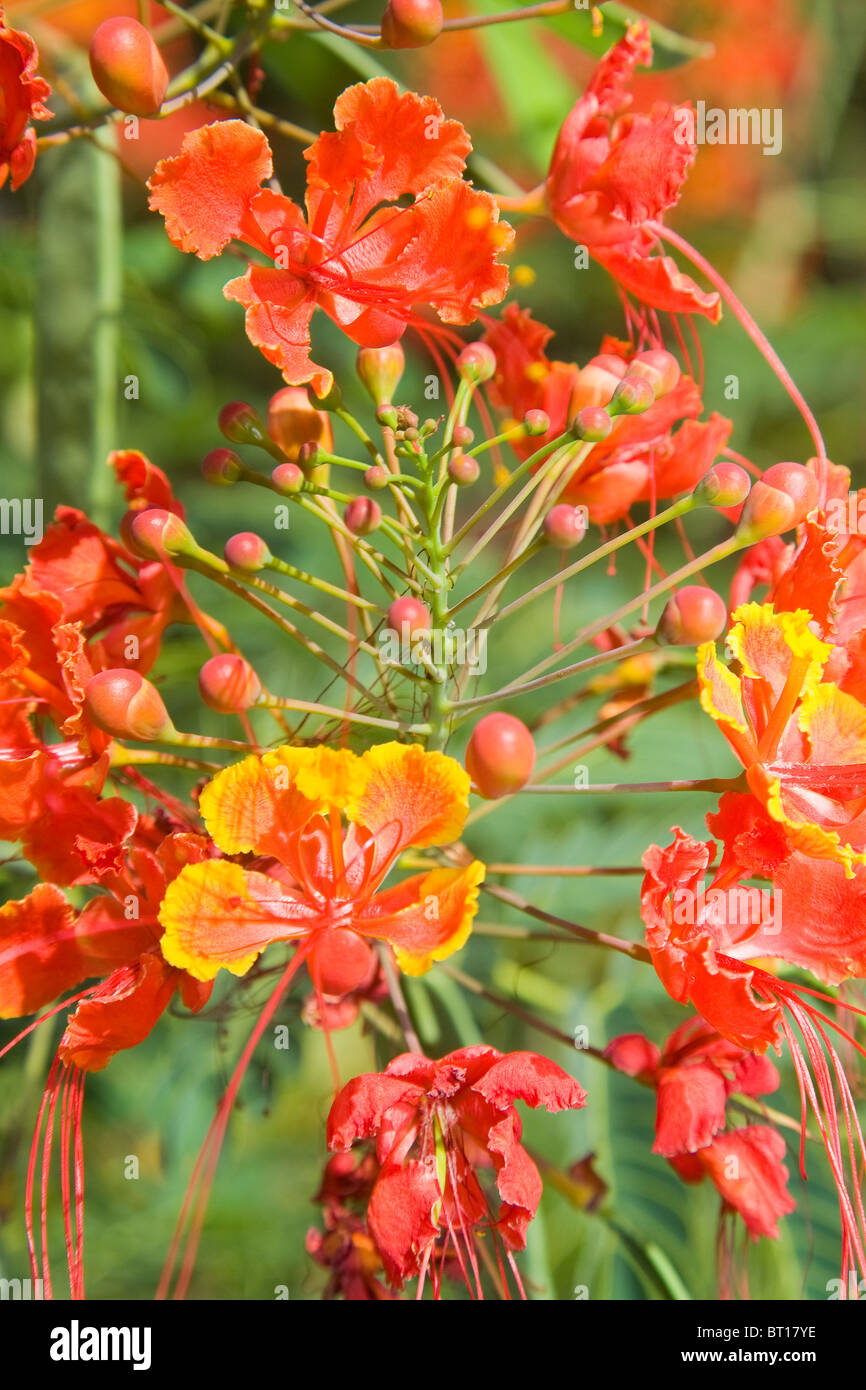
[158,743,485,991]
[699,602,866,876]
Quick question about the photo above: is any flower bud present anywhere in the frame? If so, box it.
[386,596,431,638]
[610,375,655,416]
[376,403,399,431]
[224,531,272,573]
[457,342,496,384]
[218,400,265,445]
[297,441,322,472]
[127,508,196,560]
[735,462,819,543]
[692,461,751,508]
[451,424,474,447]
[271,462,304,494]
[198,654,261,713]
[380,0,444,49]
[201,448,242,486]
[628,349,681,398]
[523,409,550,437]
[448,453,480,486]
[85,670,174,742]
[364,465,390,491]
[655,585,728,646]
[267,387,333,462]
[543,504,587,549]
[572,360,623,410]
[571,406,613,442]
[356,343,405,404]
[466,712,536,799]
[345,497,382,536]
[89,17,168,117]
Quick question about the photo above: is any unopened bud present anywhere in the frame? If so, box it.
[692,462,751,508]
[610,375,655,416]
[380,0,444,48]
[224,531,272,573]
[523,409,550,437]
[571,406,613,442]
[628,349,681,398]
[218,400,265,446]
[267,387,333,462]
[198,654,261,713]
[736,462,819,543]
[386,596,431,638]
[85,670,174,742]
[457,342,496,384]
[271,462,304,494]
[656,585,727,646]
[451,424,474,447]
[543,504,587,549]
[356,343,405,404]
[448,453,480,486]
[345,497,382,536]
[364,465,390,491]
[127,508,196,560]
[201,448,242,486]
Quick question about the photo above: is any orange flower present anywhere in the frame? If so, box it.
[0,8,51,190]
[159,743,485,992]
[699,602,866,876]
[148,78,513,396]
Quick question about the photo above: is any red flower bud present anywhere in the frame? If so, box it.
[572,406,613,442]
[610,375,655,415]
[224,532,272,573]
[587,353,629,380]
[364,465,390,491]
[198,655,262,713]
[523,409,550,437]
[201,448,242,486]
[466,712,536,799]
[386,596,431,638]
[628,349,681,397]
[543,504,587,549]
[656,585,728,646]
[218,400,265,445]
[380,0,444,49]
[89,17,168,117]
[345,497,382,536]
[447,453,480,486]
[356,343,405,404]
[127,508,195,560]
[85,669,173,742]
[457,342,496,384]
[271,462,304,494]
[451,424,474,447]
[736,462,819,543]
[267,387,333,462]
[692,461,751,508]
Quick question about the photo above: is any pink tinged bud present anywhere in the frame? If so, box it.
[450,424,474,447]
[523,409,550,436]
[380,0,444,49]
[572,362,623,411]
[628,349,681,398]
[543,504,587,549]
[356,343,405,404]
[572,406,613,442]
[364,465,390,491]
[198,655,261,713]
[297,441,322,472]
[88,17,168,117]
[466,712,536,799]
[344,497,382,536]
[218,400,265,445]
[376,404,399,431]
[457,342,497,384]
[127,508,196,560]
[736,462,819,542]
[447,453,480,486]
[85,669,173,742]
[656,585,728,646]
[692,461,751,508]
[387,596,431,638]
[224,531,272,573]
[201,448,242,486]
[267,387,333,462]
[587,353,629,381]
[271,462,304,494]
[610,375,656,416]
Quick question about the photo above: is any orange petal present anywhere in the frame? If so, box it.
[0,884,84,1018]
[197,751,320,859]
[347,744,471,884]
[354,861,484,975]
[148,120,272,260]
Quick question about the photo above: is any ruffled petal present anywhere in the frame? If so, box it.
[347,743,471,883]
[353,861,484,975]
[147,120,272,259]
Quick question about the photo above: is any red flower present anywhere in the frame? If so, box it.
[607,1018,794,1241]
[483,304,730,522]
[0,8,51,190]
[148,78,513,396]
[544,23,720,321]
[327,1046,585,1293]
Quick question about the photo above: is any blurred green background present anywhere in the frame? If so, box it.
[0,0,865,1299]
